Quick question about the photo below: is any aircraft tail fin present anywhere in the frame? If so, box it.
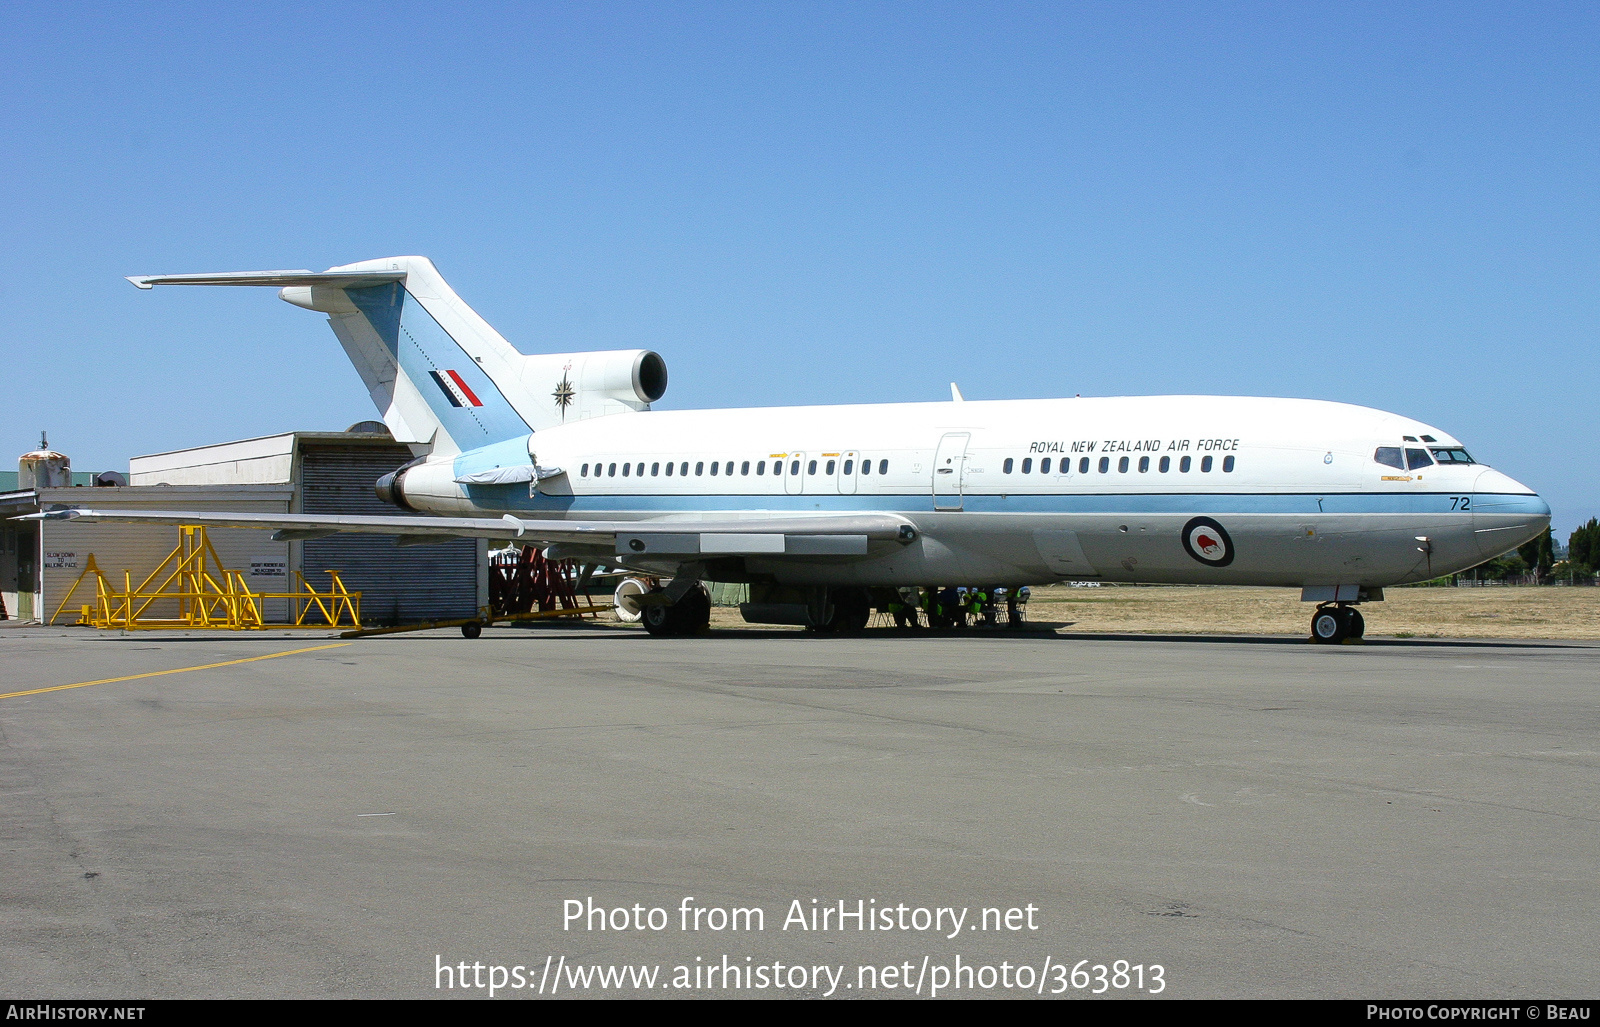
[306,257,534,456]
[128,256,668,457]
[129,257,533,456]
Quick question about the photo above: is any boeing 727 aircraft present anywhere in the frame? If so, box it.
[29,256,1549,641]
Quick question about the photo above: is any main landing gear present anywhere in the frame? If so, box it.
[1310,604,1365,644]
[640,583,712,637]
[808,587,872,634]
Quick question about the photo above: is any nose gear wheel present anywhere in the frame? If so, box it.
[1310,604,1365,644]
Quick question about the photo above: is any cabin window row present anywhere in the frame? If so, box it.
[1001,455,1235,474]
[577,458,892,478]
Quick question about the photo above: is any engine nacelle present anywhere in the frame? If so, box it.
[281,279,666,432]
[375,455,473,514]
[518,349,667,423]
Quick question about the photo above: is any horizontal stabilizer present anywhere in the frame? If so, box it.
[126,270,407,290]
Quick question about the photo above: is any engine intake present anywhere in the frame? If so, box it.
[634,351,668,404]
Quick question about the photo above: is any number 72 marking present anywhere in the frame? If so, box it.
[1449,496,1472,511]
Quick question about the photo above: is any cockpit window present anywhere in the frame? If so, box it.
[1405,448,1434,470]
[1429,447,1475,464]
[1374,447,1404,470]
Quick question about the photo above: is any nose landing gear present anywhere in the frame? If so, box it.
[1310,604,1365,644]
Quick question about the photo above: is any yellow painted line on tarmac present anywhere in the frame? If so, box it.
[0,642,353,701]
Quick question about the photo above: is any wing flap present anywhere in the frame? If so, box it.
[617,532,868,556]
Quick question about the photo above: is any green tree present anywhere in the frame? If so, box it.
[1569,518,1600,572]
[1518,527,1555,577]
[1462,553,1527,581]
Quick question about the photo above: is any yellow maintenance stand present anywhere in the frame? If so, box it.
[49,525,361,630]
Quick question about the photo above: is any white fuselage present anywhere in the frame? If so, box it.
[393,394,1548,590]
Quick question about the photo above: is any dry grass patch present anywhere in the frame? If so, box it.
[692,584,1600,639]
[1026,584,1600,639]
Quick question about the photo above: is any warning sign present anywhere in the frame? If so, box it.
[249,558,288,578]
[43,551,77,569]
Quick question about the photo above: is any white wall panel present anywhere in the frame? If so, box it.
[38,486,294,624]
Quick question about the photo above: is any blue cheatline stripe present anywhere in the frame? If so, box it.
[345,284,530,448]
[454,488,1549,518]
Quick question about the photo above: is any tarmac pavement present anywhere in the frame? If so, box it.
[1,624,1595,999]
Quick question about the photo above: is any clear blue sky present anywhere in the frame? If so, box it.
[3,2,1595,536]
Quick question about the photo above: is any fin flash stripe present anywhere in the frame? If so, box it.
[430,369,483,407]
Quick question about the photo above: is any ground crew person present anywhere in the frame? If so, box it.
[939,586,963,628]
[1002,587,1019,627]
[973,588,997,626]
[888,588,920,629]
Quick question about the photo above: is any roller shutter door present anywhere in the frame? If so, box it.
[301,445,479,623]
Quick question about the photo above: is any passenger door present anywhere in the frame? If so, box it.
[932,433,971,511]
[839,451,859,495]
[783,452,805,495]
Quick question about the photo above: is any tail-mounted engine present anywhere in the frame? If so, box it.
[518,350,667,424]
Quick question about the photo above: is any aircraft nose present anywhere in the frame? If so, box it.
[1472,469,1550,556]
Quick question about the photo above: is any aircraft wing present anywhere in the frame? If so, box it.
[17,508,915,557]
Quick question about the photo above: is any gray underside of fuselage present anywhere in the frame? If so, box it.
[586,509,1545,590]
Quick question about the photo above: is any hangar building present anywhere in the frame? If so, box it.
[1,427,486,625]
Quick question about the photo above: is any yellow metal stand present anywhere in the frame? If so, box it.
[49,525,361,630]
[283,570,362,628]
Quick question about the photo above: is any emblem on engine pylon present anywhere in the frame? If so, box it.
[553,367,575,421]
[1181,516,1235,567]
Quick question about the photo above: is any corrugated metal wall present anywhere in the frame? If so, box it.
[38,486,294,624]
[300,444,481,624]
